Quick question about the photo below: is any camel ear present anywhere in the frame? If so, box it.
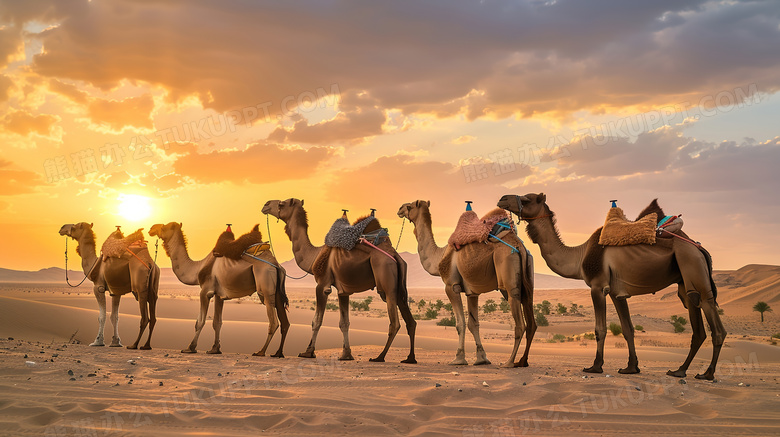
[426,200,430,207]
[538,193,546,203]
[300,199,304,206]
[415,200,420,207]
[179,222,183,227]
[89,223,93,228]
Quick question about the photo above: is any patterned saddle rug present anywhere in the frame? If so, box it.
[213,224,265,260]
[101,228,146,259]
[324,216,380,251]
[598,207,657,246]
[448,208,514,249]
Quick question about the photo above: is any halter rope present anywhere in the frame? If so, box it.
[395,217,406,251]
[266,213,310,280]
[64,237,99,287]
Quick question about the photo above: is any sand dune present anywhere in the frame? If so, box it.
[1,284,780,436]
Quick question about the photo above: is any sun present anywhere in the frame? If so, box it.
[117,194,152,222]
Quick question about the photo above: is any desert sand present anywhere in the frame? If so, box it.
[1,278,779,436]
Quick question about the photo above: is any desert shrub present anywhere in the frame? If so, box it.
[499,299,510,313]
[434,299,445,310]
[535,312,549,327]
[635,325,644,331]
[444,303,453,313]
[583,332,596,340]
[556,303,568,314]
[350,297,373,311]
[437,315,457,327]
[772,333,780,339]
[417,299,427,309]
[540,300,552,315]
[325,302,339,311]
[570,303,579,314]
[671,315,687,333]
[550,333,566,343]
[717,307,724,315]
[609,322,622,336]
[424,307,439,320]
[483,299,498,314]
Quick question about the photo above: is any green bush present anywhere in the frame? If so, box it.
[634,324,644,331]
[556,303,568,314]
[424,307,439,320]
[482,299,498,314]
[349,297,373,311]
[540,300,552,315]
[434,299,445,310]
[772,333,780,339]
[444,303,453,313]
[551,333,566,343]
[671,315,687,333]
[437,315,457,327]
[535,312,549,327]
[609,322,622,336]
[325,302,339,311]
[417,299,427,309]
[499,299,510,313]
[582,332,596,340]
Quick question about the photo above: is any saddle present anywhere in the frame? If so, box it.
[213,224,265,260]
[448,208,513,249]
[324,215,381,251]
[101,229,146,259]
[598,207,657,246]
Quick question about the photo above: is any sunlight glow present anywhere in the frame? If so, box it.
[117,194,152,222]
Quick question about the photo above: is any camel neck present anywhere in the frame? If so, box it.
[286,209,322,274]
[526,215,586,280]
[76,239,98,275]
[411,212,445,276]
[166,229,212,286]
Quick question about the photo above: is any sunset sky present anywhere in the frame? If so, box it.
[1,0,779,274]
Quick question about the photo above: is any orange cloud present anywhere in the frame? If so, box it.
[0,74,13,102]
[174,142,336,184]
[0,110,57,136]
[0,159,44,195]
[87,95,154,131]
[48,79,89,104]
[268,108,385,145]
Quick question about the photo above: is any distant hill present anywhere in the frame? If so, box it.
[713,264,780,305]
[0,266,189,286]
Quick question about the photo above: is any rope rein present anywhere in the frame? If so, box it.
[266,213,310,280]
[395,217,405,251]
[64,237,99,287]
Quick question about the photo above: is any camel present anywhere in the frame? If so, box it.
[497,193,726,380]
[397,200,535,367]
[59,223,160,349]
[262,198,417,363]
[148,222,290,357]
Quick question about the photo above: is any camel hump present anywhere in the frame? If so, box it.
[213,226,264,260]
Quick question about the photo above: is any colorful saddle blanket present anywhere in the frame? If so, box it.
[447,208,513,249]
[324,216,378,251]
[598,207,657,246]
[101,229,146,259]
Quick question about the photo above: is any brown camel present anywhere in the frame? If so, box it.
[498,193,726,380]
[149,223,290,357]
[59,223,160,350]
[262,198,417,363]
[398,200,535,367]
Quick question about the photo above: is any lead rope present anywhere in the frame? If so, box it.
[266,213,310,280]
[395,217,405,251]
[64,237,98,288]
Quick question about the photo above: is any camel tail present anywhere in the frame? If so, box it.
[700,246,718,305]
[275,264,289,311]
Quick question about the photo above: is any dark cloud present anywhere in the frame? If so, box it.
[23,0,778,122]
[48,79,89,104]
[173,142,336,184]
[0,74,13,102]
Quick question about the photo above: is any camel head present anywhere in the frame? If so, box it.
[262,198,304,223]
[497,193,545,218]
[59,222,93,240]
[397,200,431,224]
[148,222,182,242]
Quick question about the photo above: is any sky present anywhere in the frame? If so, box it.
[1,0,779,274]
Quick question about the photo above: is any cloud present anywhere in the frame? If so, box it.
[0,27,23,69]
[87,95,154,131]
[268,108,385,145]
[0,74,13,102]
[0,110,57,136]
[173,142,336,184]
[452,135,476,145]
[0,159,44,195]
[24,0,780,123]
[48,79,89,104]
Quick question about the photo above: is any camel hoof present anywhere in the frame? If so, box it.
[298,352,316,359]
[270,353,285,359]
[666,369,687,378]
[89,342,105,347]
[140,345,152,350]
[400,357,417,364]
[695,372,715,381]
[252,351,266,357]
[514,360,529,368]
[367,357,383,362]
[206,349,222,355]
[341,355,356,361]
[449,358,468,366]
[181,349,197,354]
[500,361,516,369]
[126,345,138,350]
[583,366,603,374]
[109,343,123,348]
[618,367,640,374]
[473,359,491,366]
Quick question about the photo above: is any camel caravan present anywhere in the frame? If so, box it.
[59,192,726,380]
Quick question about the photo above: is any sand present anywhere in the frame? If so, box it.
[1,283,779,436]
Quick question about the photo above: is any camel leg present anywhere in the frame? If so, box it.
[695,297,726,380]
[370,289,401,363]
[182,289,213,353]
[584,287,607,373]
[338,294,355,361]
[397,296,417,364]
[91,287,107,346]
[299,284,328,358]
[271,292,289,358]
[140,292,157,350]
[611,296,639,374]
[108,294,123,347]
[467,294,490,365]
[445,283,468,365]
[667,295,706,378]
[253,271,279,357]
[501,290,526,368]
[516,285,537,367]
[208,296,224,354]
[127,291,149,350]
